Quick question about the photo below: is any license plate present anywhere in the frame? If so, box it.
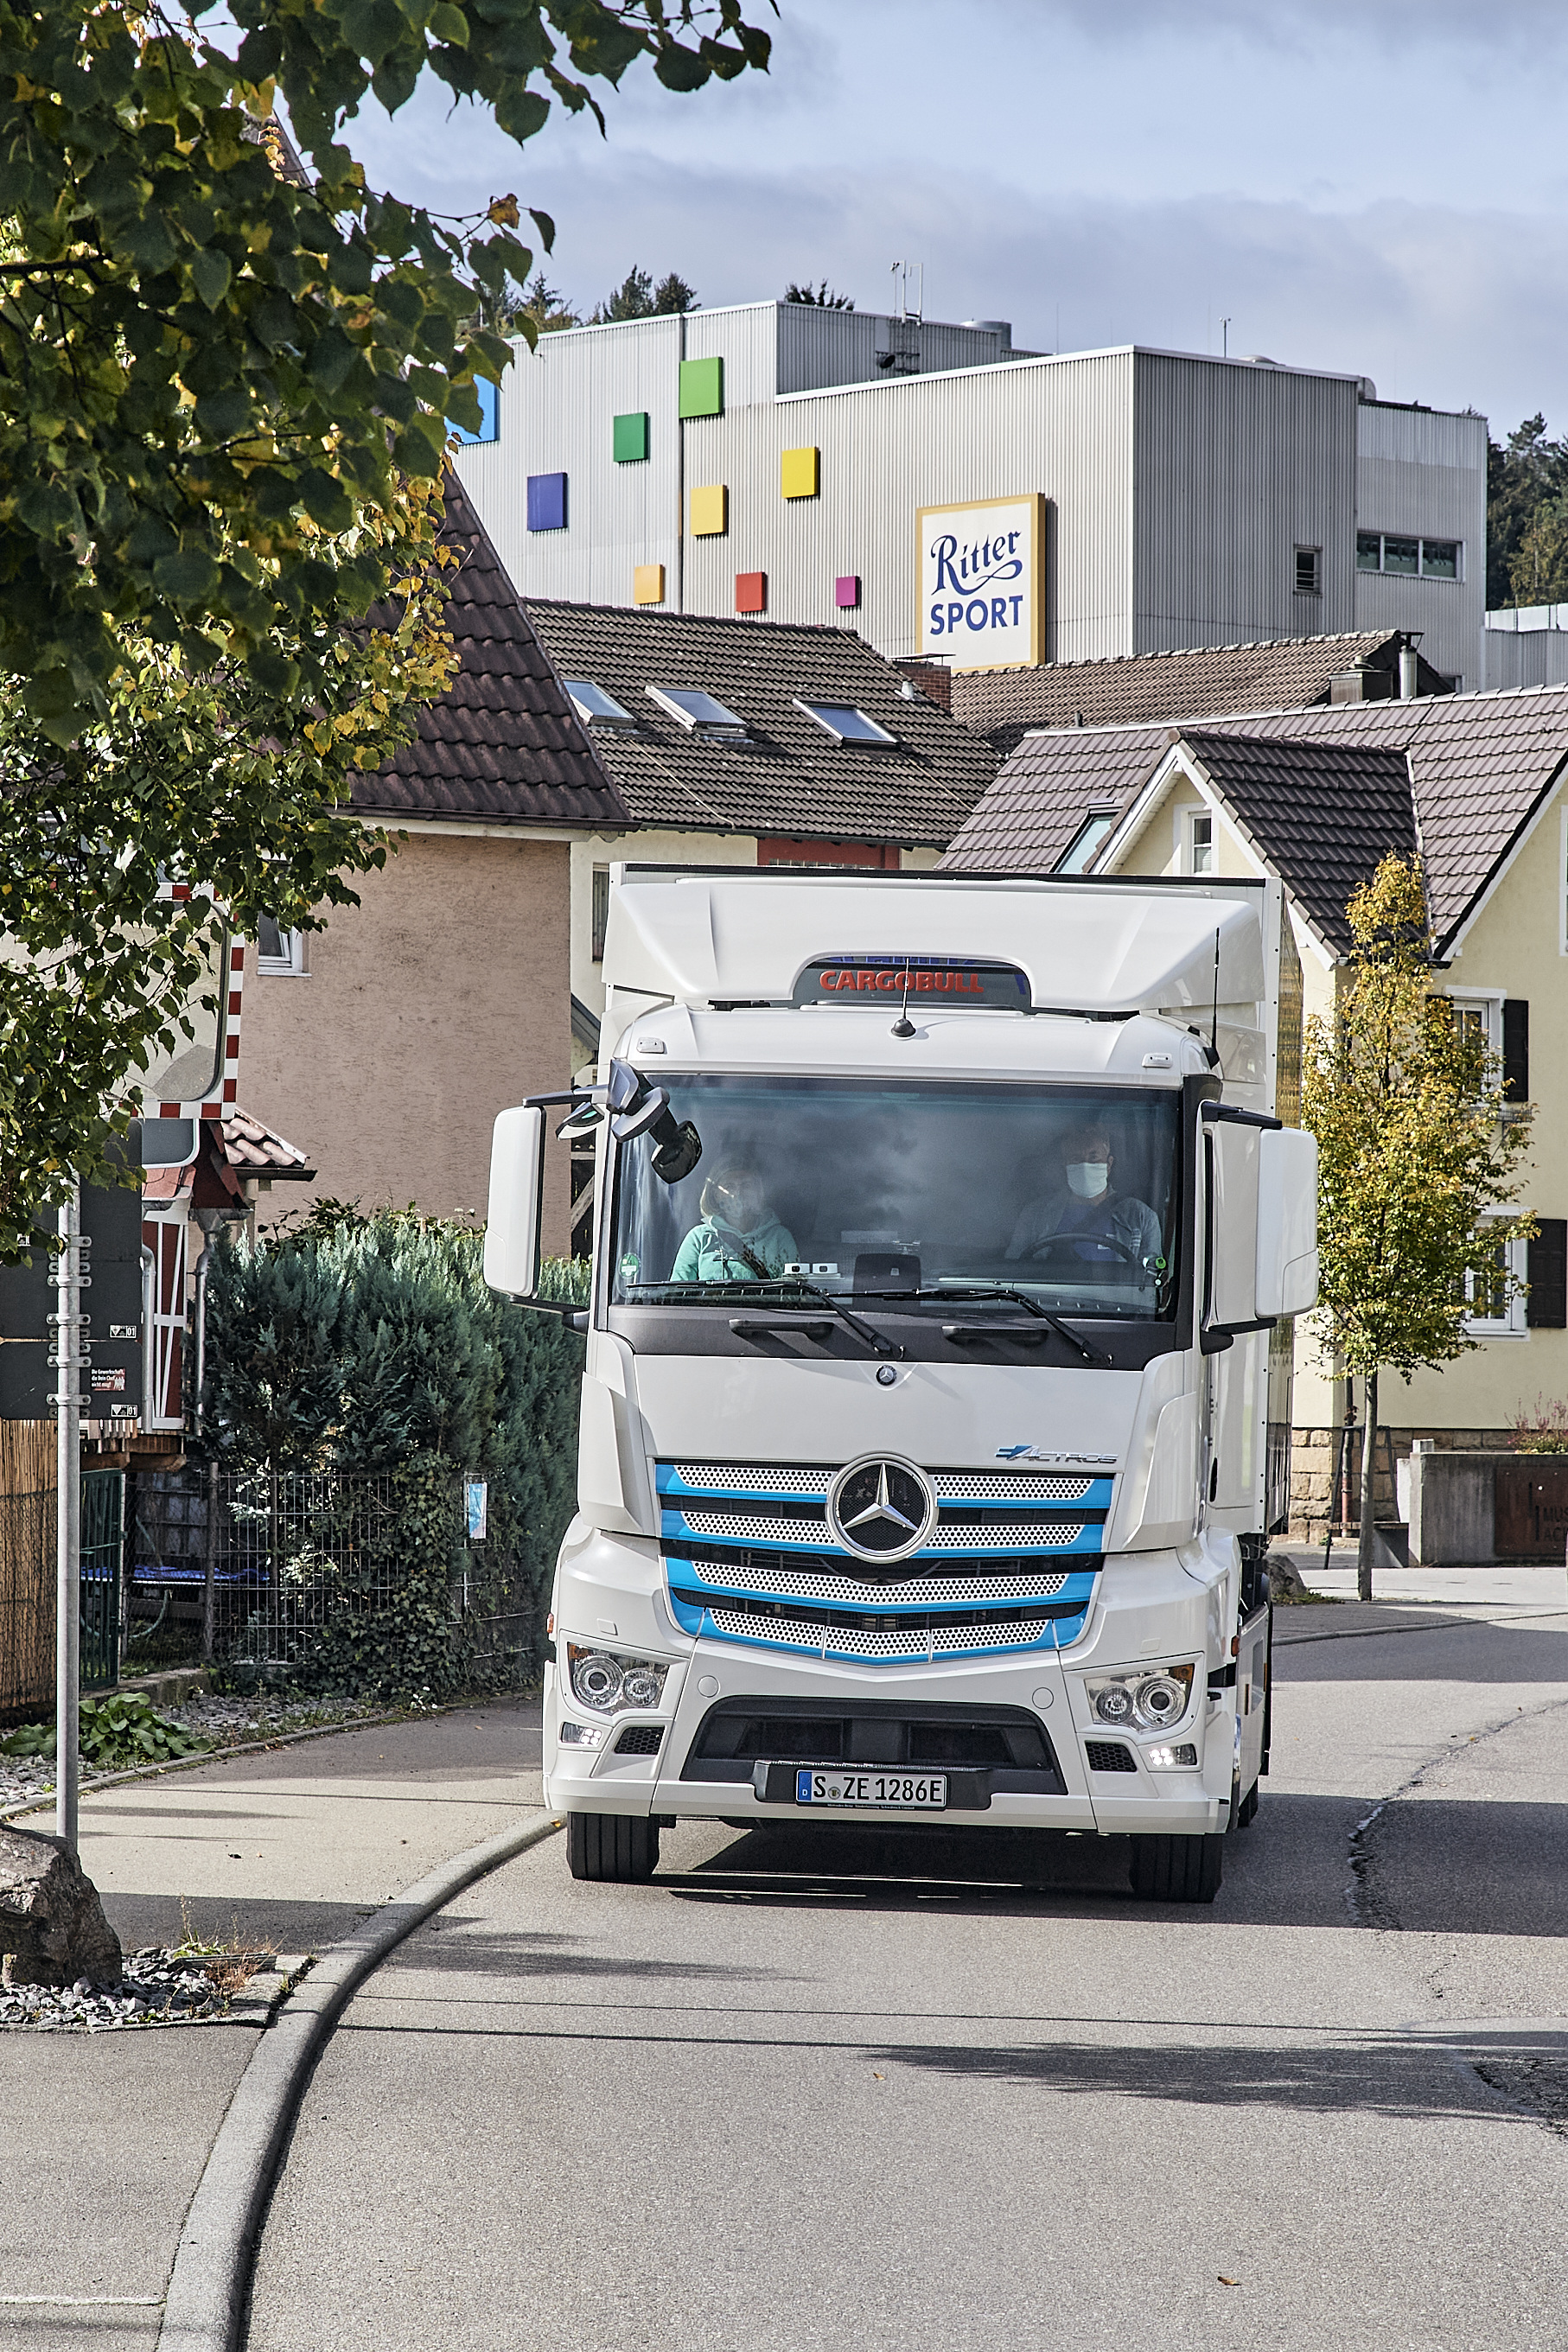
[794,1768,947,1809]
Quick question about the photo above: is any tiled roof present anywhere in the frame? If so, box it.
[220,1107,315,1178]
[941,685,1568,957]
[519,601,998,847]
[1177,733,1416,957]
[354,478,632,831]
[952,632,1451,758]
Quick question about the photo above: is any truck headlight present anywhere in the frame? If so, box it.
[1086,1662,1195,1731]
[568,1644,672,1717]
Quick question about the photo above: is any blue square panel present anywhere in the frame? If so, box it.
[527,471,568,532]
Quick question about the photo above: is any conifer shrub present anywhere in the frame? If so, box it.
[195,1209,588,1699]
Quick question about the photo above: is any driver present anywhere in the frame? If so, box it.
[1005,1122,1163,1277]
[671,1165,799,1284]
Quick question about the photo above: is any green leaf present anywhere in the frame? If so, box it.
[189,246,233,309]
[153,549,224,602]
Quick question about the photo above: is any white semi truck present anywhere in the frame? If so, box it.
[485,868,1317,1903]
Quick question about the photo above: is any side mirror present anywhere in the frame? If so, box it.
[483,1106,545,1297]
[1256,1127,1319,1316]
[1206,1119,1263,1333]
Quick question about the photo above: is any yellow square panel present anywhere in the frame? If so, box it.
[633,563,665,605]
[781,445,819,500]
[689,482,728,537]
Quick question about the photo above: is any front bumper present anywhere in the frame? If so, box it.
[545,1527,1238,1836]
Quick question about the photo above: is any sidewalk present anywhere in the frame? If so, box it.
[0,1700,545,2349]
[1278,1545,1568,1611]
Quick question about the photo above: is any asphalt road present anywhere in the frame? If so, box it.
[246,1604,1568,2352]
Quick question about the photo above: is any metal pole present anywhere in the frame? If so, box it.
[52,1186,83,1852]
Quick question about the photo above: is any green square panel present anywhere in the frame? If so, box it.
[678,356,723,420]
[613,410,649,463]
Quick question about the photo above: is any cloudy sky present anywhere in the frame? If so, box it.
[345,0,1568,435]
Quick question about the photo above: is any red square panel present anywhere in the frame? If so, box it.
[735,570,766,614]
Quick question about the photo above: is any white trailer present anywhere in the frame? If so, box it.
[486,869,1317,1902]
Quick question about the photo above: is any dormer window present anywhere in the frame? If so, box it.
[793,699,898,749]
[1055,810,1115,875]
[564,679,636,729]
[647,686,748,738]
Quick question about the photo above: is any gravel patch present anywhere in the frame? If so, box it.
[0,1947,244,2031]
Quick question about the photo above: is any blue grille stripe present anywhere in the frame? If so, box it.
[660,1509,1104,1560]
[670,1564,1099,1616]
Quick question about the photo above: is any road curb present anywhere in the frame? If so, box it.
[156,1809,563,2352]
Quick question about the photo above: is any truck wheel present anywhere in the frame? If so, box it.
[1128,1833,1224,1903]
[566,1811,660,1884]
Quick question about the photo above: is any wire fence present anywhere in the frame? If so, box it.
[131,1467,543,1692]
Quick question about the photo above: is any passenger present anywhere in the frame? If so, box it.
[671,1166,799,1284]
[1005,1122,1163,1276]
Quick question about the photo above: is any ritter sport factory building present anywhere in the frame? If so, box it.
[452,300,1488,693]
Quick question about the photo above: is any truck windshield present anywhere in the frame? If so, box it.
[610,1077,1182,1319]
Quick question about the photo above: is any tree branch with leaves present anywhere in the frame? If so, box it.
[1302,853,1533,1597]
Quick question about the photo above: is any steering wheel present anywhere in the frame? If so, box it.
[1026,1234,1142,1269]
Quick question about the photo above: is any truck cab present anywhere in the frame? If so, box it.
[486,869,1317,1902]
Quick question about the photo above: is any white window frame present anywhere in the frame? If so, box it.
[1174,801,1215,876]
[1560,807,1568,958]
[1442,986,1502,1060]
[257,921,307,977]
[1463,1209,1530,1340]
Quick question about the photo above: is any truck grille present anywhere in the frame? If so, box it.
[659,1459,1110,1667]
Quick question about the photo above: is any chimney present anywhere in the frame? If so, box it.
[893,659,951,713]
[1329,657,1393,706]
[1398,637,1419,700]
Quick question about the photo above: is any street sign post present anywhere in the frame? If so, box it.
[53,1189,84,1852]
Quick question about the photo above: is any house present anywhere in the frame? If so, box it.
[928,628,1453,760]
[940,681,1568,1535]
[239,479,998,1245]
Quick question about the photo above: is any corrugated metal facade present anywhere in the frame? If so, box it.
[1132,354,1358,654]
[1353,403,1487,688]
[453,305,1484,682]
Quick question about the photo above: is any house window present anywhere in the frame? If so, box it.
[792,699,898,749]
[1463,1214,1529,1339]
[564,679,636,730]
[1294,546,1321,596]
[646,685,747,737]
[1355,532,1462,579]
[1188,810,1214,875]
[591,869,610,963]
[1560,809,1568,958]
[1056,812,1115,875]
[257,918,305,976]
[1443,991,1501,1061]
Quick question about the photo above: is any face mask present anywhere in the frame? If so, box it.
[1066,1161,1109,1200]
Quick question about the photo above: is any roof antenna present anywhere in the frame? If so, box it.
[1209,924,1221,1064]
[892,964,916,1038]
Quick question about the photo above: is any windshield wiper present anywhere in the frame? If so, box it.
[624,1278,902,1360]
[924,1284,1108,1365]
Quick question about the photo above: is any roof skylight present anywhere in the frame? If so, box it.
[647,685,748,737]
[793,699,898,749]
[564,679,637,729]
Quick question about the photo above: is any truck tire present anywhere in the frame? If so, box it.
[566,1811,660,1884]
[1128,1832,1224,1903]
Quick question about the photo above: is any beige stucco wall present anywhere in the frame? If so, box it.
[241,832,575,1252]
[1384,775,1568,1432]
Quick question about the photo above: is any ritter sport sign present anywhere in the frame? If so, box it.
[917,494,1044,671]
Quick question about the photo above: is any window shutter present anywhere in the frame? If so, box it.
[1527,1218,1566,1329]
[1503,998,1529,1105]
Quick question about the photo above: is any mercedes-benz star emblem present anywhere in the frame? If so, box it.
[827,1456,936,1563]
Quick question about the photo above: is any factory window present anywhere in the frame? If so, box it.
[647,685,748,737]
[591,869,610,962]
[1356,532,1462,579]
[793,699,898,749]
[1055,812,1116,875]
[564,679,637,730]
[257,919,306,976]
[1294,546,1321,596]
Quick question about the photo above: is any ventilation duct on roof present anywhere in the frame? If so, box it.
[1328,657,1394,706]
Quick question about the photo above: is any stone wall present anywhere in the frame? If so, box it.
[1288,1424,1514,1544]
